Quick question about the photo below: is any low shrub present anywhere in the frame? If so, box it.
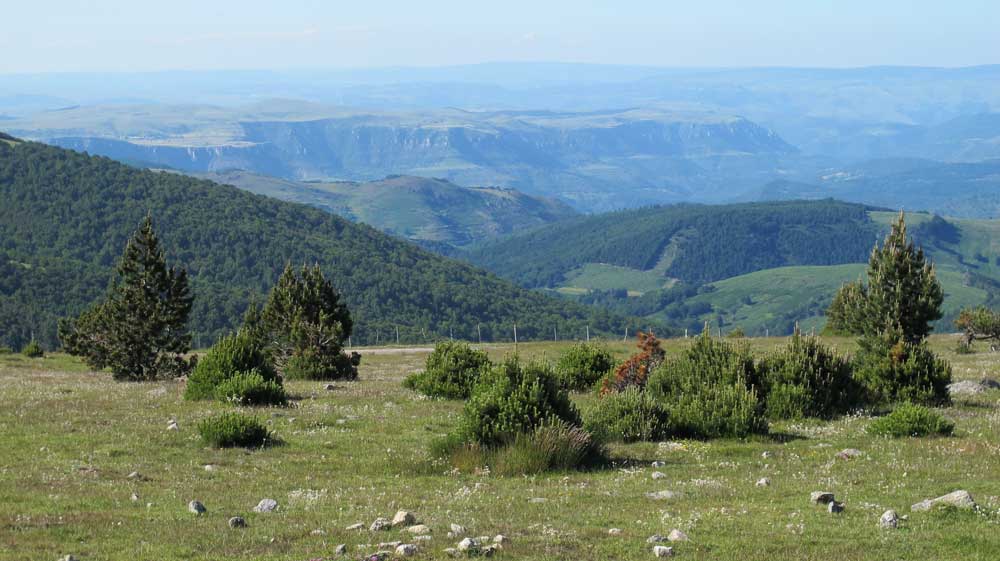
[457,357,581,448]
[282,345,361,381]
[21,339,44,358]
[197,412,272,448]
[759,333,858,419]
[647,333,767,438]
[403,341,490,398]
[555,343,615,391]
[584,386,670,442]
[215,370,288,406]
[0,345,13,354]
[185,331,278,401]
[866,402,954,437]
[853,334,951,406]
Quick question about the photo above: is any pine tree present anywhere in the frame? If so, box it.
[261,263,359,380]
[59,216,193,380]
[826,212,943,343]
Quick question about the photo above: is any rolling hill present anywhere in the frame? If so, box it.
[0,138,650,350]
[463,201,1000,336]
[184,171,577,248]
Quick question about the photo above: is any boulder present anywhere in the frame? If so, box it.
[406,524,431,534]
[810,491,835,505]
[188,500,206,514]
[828,501,845,514]
[228,516,247,528]
[911,490,976,512]
[395,544,418,557]
[653,545,674,557]
[756,478,771,487]
[370,517,392,532]
[334,544,347,555]
[879,510,899,529]
[392,510,417,527]
[457,537,480,552]
[667,529,689,542]
[948,379,1000,396]
[253,498,278,513]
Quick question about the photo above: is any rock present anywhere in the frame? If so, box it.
[253,498,278,513]
[406,524,431,534]
[828,501,845,514]
[647,535,668,544]
[167,421,179,431]
[414,535,433,542]
[58,556,78,561]
[188,500,206,514]
[651,460,666,467]
[528,497,547,503]
[457,537,480,552]
[443,548,459,557]
[481,544,499,557]
[911,490,977,512]
[667,529,689,542]
[659,442,685,452]
[608,528,623,535]
[228,516,247,528]
[377,541,402,549]
[346,523,364,531]
[392,510,417,527]
[836,448,862,460]
[651,471,667,480]
[370,517,392,532]
[127,471,142,480]
[310,529,326,536]
[334,544,347,555]
[653,545,674,557]
[756,478,771,487]
[761,451,773,458]
[325,383,336,391]
[130,492,140,502]
[493,534,509,546]
[810,491,835,505]
[879,510,899,529]
[949,378,1000,396]
[646,490,677,500]
[395,544,418,557]
[449,523,467,536]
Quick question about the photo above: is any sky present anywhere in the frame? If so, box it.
[2,0,998,74]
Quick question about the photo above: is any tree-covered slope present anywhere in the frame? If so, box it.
[186,171,578,248]
[0,140,648,350]
[465,200,882,288]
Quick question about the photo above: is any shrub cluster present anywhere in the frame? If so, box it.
[21,339,44,358]
[555,343,615,391]
[758,333,858,419]
[184,331,284,405]
[853,334,951,406]
[215,370,288,406]
[584,386,670,443]
[198,412,272,448]
[866,402,954,438]
[403,341,490,399]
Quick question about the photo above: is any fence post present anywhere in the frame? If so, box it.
[586,325,590,342]
[514,322,518,354]
[477,323,482,344]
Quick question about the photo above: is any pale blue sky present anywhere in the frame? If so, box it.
[3,0,998,73]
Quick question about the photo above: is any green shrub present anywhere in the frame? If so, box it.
[21,339,44,358]
[197,412,272,448]
[555,343,616,391]
[853,334,952,406]
[647,333,767,438]
[866,403,954,437]
[215,370,288,406]
[457,357,581,448]
[403,341,490,398]
[283,346,360,381]
[491,419,605,475]
[184,331,278,400]
[584,386,670,442]
[759,333,858,419]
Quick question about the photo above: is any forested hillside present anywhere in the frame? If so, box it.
[465,200,882,288]
[0,140,648,350]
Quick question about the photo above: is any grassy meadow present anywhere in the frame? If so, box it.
[2,335,999,560]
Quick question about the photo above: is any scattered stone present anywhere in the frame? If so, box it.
[667,529,689,542]
[835,448,863,460]
[346,523,364,531]
[130,492,140,502]
[756,478,771,487]
[253,498,278,513]
[363,553,389,561]
[457,537,480,552]
[828,501,845,514]
[493,535,509,546]
[377,541,402,549]
[879,510,899,529]
[334,544,347,555]
[58,556,78,561]
[395,544,418,557]
[659,442,685,452]
[651,460,666,467]
[653,545,674,557]
[761,451,773,458]
[406,524,430,534]
[948,379,1000,396]
[528,497,547,503]
[646,490,677,501]
[310,529,326,536]
[810,491,835,505]
[414,535,433,542]
[647,535,668,544]
[481,544,499,557]
[203,464,215,472]
[449,523,467,536]
[167,421,179,431]
[443,548,459,557]
[911,490,977,512]
[127,471,142,480]
[370,518,392,532]
[188,500,206,514]
[392,510,417,527]
[325,383,336,391]
[228,516,247,528]
[608,528,623,535]
[651,471,667,480]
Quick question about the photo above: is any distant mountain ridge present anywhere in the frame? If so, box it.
[184,171,578,248]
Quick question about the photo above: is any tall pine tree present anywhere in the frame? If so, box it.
[59,216,193,380]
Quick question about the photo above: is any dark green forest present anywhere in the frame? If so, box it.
[0,140,650,350]
[465,200,884,288]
